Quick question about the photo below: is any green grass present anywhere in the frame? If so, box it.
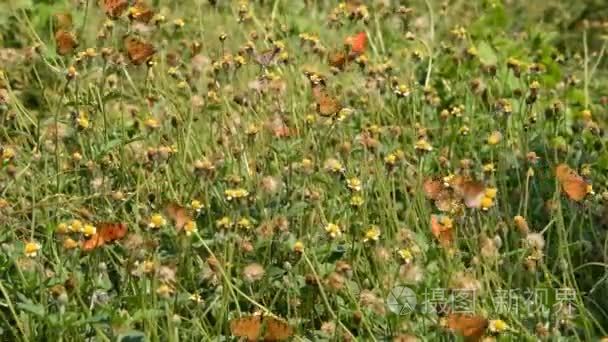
[1,0,608,341]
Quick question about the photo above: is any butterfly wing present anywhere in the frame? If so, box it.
[165,203,190,230]
[423,178,444,200]
[98,222,128,243]
[124,37,155,65]
[556,164,588,201]
[55,30,78,56]
[230,316,262,341]
[346,31,367,55]
[430,215,453,247]
[82,234,104,251]
[446,313,488,341]
[103,0,129,18]
[262,317,293,341]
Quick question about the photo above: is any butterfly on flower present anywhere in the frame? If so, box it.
[254,46,282,68]
[311,83,342,118]
[230,313,293,341]
[327,31,367,71]
[430,215,453,248]
[102,0,130,19]
[444,313,489,342]
[164,202,192,231]
[82,222,128,251]
[123,35,156,65]
[555,163,591,202]
[55,30,78,56]
[128,0,154,23]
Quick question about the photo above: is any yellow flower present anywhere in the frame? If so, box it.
[347,177,362,192]
[190,199,204,213]
[487,131,502,145]
[237,217,253,230]
[225,188,249,201]
[69,219,83,233]
[76,112,90,129]
[483,163,496,173]
[439,216,453,228]
[324,158,345,173]
[350,195,364,207]
[414,139,433,151]
[293,240,304,253]
[24,241,41,257]
[216,216,233,229]
[149,214,166,229]
[481,196,494,210]
[144,118,161,129]
[184,220,197,236]
[384,153,397,165]
[156,284,174,298]
[63,238,79,250]
[82,224,96,237]
[488,319,509,333]
[56,223,69,234]
[485,187,498,199]
[363,226,381,242]
[173,18,185,28]
[324,223,342,239]
[398,248,413,263]
[189,293,203,303]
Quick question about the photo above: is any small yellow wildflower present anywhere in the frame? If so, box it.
[487,131,502,145]
[483,163,496,173]
[189,293,203,303]
[384,153,397,165]
[347,177,362,192]
[144,118,161,129]
[439,216,453,228]
[488,319,509,333]
[82,224,96,237]
[481,196,494,210]
[24,241,41,257]
[184,220,197,236]
[324,223,342,239]
[216,216,233,229]
[225,188,249,201]
[350,195,365,207]
[398,248,413,264]
[149,214,166,229]
[485,187,498,199]
[190,199,204,213]
[363,226,381,242]
[293,240,304,253]
[324,158,345,173]
[237,217,253,230]
[173,18,185,28]
[63,238,79,250]
[76,112,89,129]
[414,138,433,151]
[69,219,83,233]
[56,222,69,234]
[459,125,470,136]
[394,84,411,97]
[156,284,174,298]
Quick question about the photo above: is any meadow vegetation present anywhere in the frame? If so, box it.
[1,0,608,341]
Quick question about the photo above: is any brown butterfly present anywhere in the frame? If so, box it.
[55,30,78,56]
[328,51,347,70]
[445,313,488,342]
[555,163,590,202]
[128,0,154,23]
[124,36,156,65]
[230,314,293,341]
[82,222,128,251]
[312,85,342,117]
[430,215,453,248]
[103,0,129,19]
[254,46,281,68]
[450,176,486,209]
[53,12,73,31]
[165,203,191,231]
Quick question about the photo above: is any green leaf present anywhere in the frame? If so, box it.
[16,301,45,317]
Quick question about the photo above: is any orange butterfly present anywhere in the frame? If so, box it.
[450,176,486,209]
[328,51,347,70]
[55,30,78,56]
[445,313,488,342]
[312,85,342,117]
[423,177,444,200]
[345,31,367,55]
[430,215,453,248]
[555,163,590,202]
[165,203,191,231]
[230,314,293,342]
[124,36,156,65]
[82,222,128,251]
[53,12,73,31]
[128,0,154,23]
[103,0,129,19]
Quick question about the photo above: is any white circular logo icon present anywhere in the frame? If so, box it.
[386,285,417,315]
